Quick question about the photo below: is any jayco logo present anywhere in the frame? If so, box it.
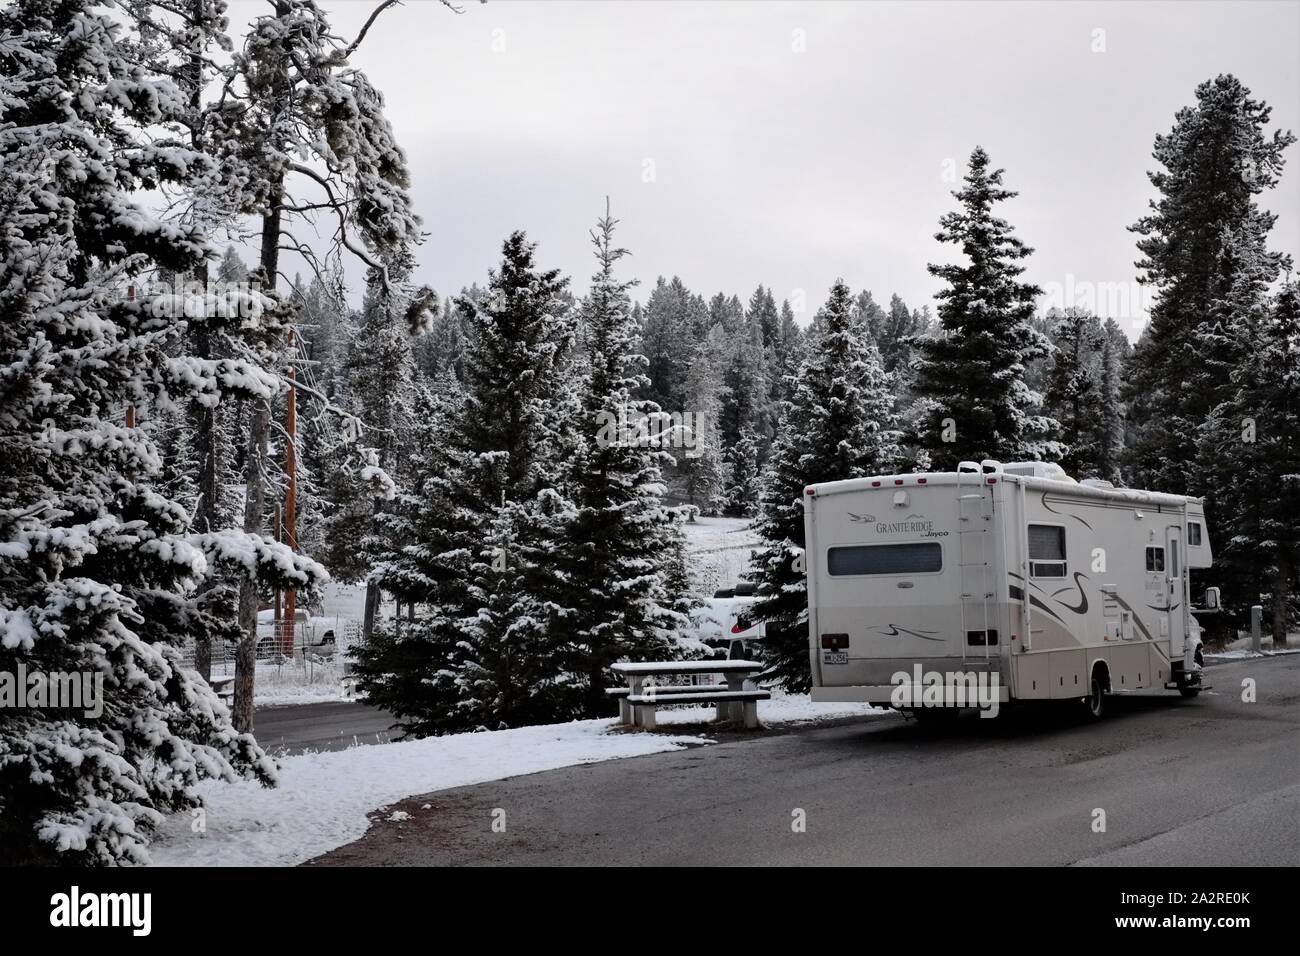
[50,886,151,936]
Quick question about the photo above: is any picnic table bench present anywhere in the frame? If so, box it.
[609,660,768,730]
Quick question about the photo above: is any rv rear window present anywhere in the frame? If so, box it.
[827,543,942,576]
[1188,521,1203,546]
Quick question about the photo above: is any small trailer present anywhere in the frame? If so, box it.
[804,460,1216,718]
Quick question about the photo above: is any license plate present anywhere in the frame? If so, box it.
[823,651,848,665]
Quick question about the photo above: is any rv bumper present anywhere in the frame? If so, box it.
[811,684,1011,705]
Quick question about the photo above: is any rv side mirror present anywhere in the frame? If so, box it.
[1204,587,1220,610]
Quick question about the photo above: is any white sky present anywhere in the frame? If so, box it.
[229,0,1300,339]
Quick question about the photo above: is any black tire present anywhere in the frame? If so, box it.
[1083,674,1106,720]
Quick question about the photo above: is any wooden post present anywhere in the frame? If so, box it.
[273,500,282,655]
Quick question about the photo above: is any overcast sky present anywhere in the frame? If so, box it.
[230,0,1300,339]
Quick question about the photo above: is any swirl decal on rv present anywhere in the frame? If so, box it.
[1041,492,1094,530]
[874,624,945,642]
[1050,572,1090,615]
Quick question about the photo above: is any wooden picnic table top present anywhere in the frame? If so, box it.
[611,660,763,676]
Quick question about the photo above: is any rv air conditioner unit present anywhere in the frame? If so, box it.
[1001,461,1076,482]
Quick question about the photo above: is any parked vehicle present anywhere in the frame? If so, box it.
[804,459,1216,718]
[698,582,766,659]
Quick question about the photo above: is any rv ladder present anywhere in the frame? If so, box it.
[956,471,995,664]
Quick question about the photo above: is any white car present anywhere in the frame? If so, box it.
[696,583,765,659]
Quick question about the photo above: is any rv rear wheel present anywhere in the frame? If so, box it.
[1084,675,1106,720]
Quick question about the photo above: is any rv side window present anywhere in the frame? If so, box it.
[1028,524,1066,578]
[1187,521,1203,546]
[827,543,942,576]
[1145,547,1165,572]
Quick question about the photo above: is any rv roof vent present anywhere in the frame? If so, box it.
[1080,478,1115,489]
[957,460,981,474]
[1002,461,1076,483]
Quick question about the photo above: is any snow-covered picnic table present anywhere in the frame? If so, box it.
[609,660,768,729]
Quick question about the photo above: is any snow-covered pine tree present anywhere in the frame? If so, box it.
[878,294,932,411]
[329,265,431,636]
[773,298,805,408]
[349,377,477,735]
[751,280,903,691]
[718,303,767,452]
[553,203,689,717]
[750,285,781,351]
[0,0,323,864]
[911,146,1058,470]
[1199,269,1299,643]
[639,276,697,415]
[447,231,581,729]
[851,290,887,343]
[1125,74,1295,491]
[675,329,727,513]
[413,296,468,384]
[1095,319,1127,485]
[747,285,782,456]
[1042,308,1105,477]
[721,427,762,518]
[210,0,431,727]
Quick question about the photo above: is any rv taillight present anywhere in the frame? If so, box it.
[820,633,849,650]
[894,479,904,485]
[871,480,881,487]
[805,486,816,496]
[986,477,997,485]
[917,477,927,484]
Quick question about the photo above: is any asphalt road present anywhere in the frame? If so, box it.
[253,700,398,755]
[309,655,1300,866]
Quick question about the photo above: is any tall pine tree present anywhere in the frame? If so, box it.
[752,280,902,691]
[1125,74,1295,491]
[911,146,1057,470]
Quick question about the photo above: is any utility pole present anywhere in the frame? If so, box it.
[282,332,298,657]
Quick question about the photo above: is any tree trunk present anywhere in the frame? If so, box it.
[233,404,268,732]
[362,581,380,642]
[233,165,284,732]
[1274,552,1290,650]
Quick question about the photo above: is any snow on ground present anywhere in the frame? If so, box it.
[682,514,759,598]
[251,659,350,705]
[1204,630,1300,661]
[152,689,886,867]
[151,718,704,867]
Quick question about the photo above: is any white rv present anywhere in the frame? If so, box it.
[804,460,1215,718]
